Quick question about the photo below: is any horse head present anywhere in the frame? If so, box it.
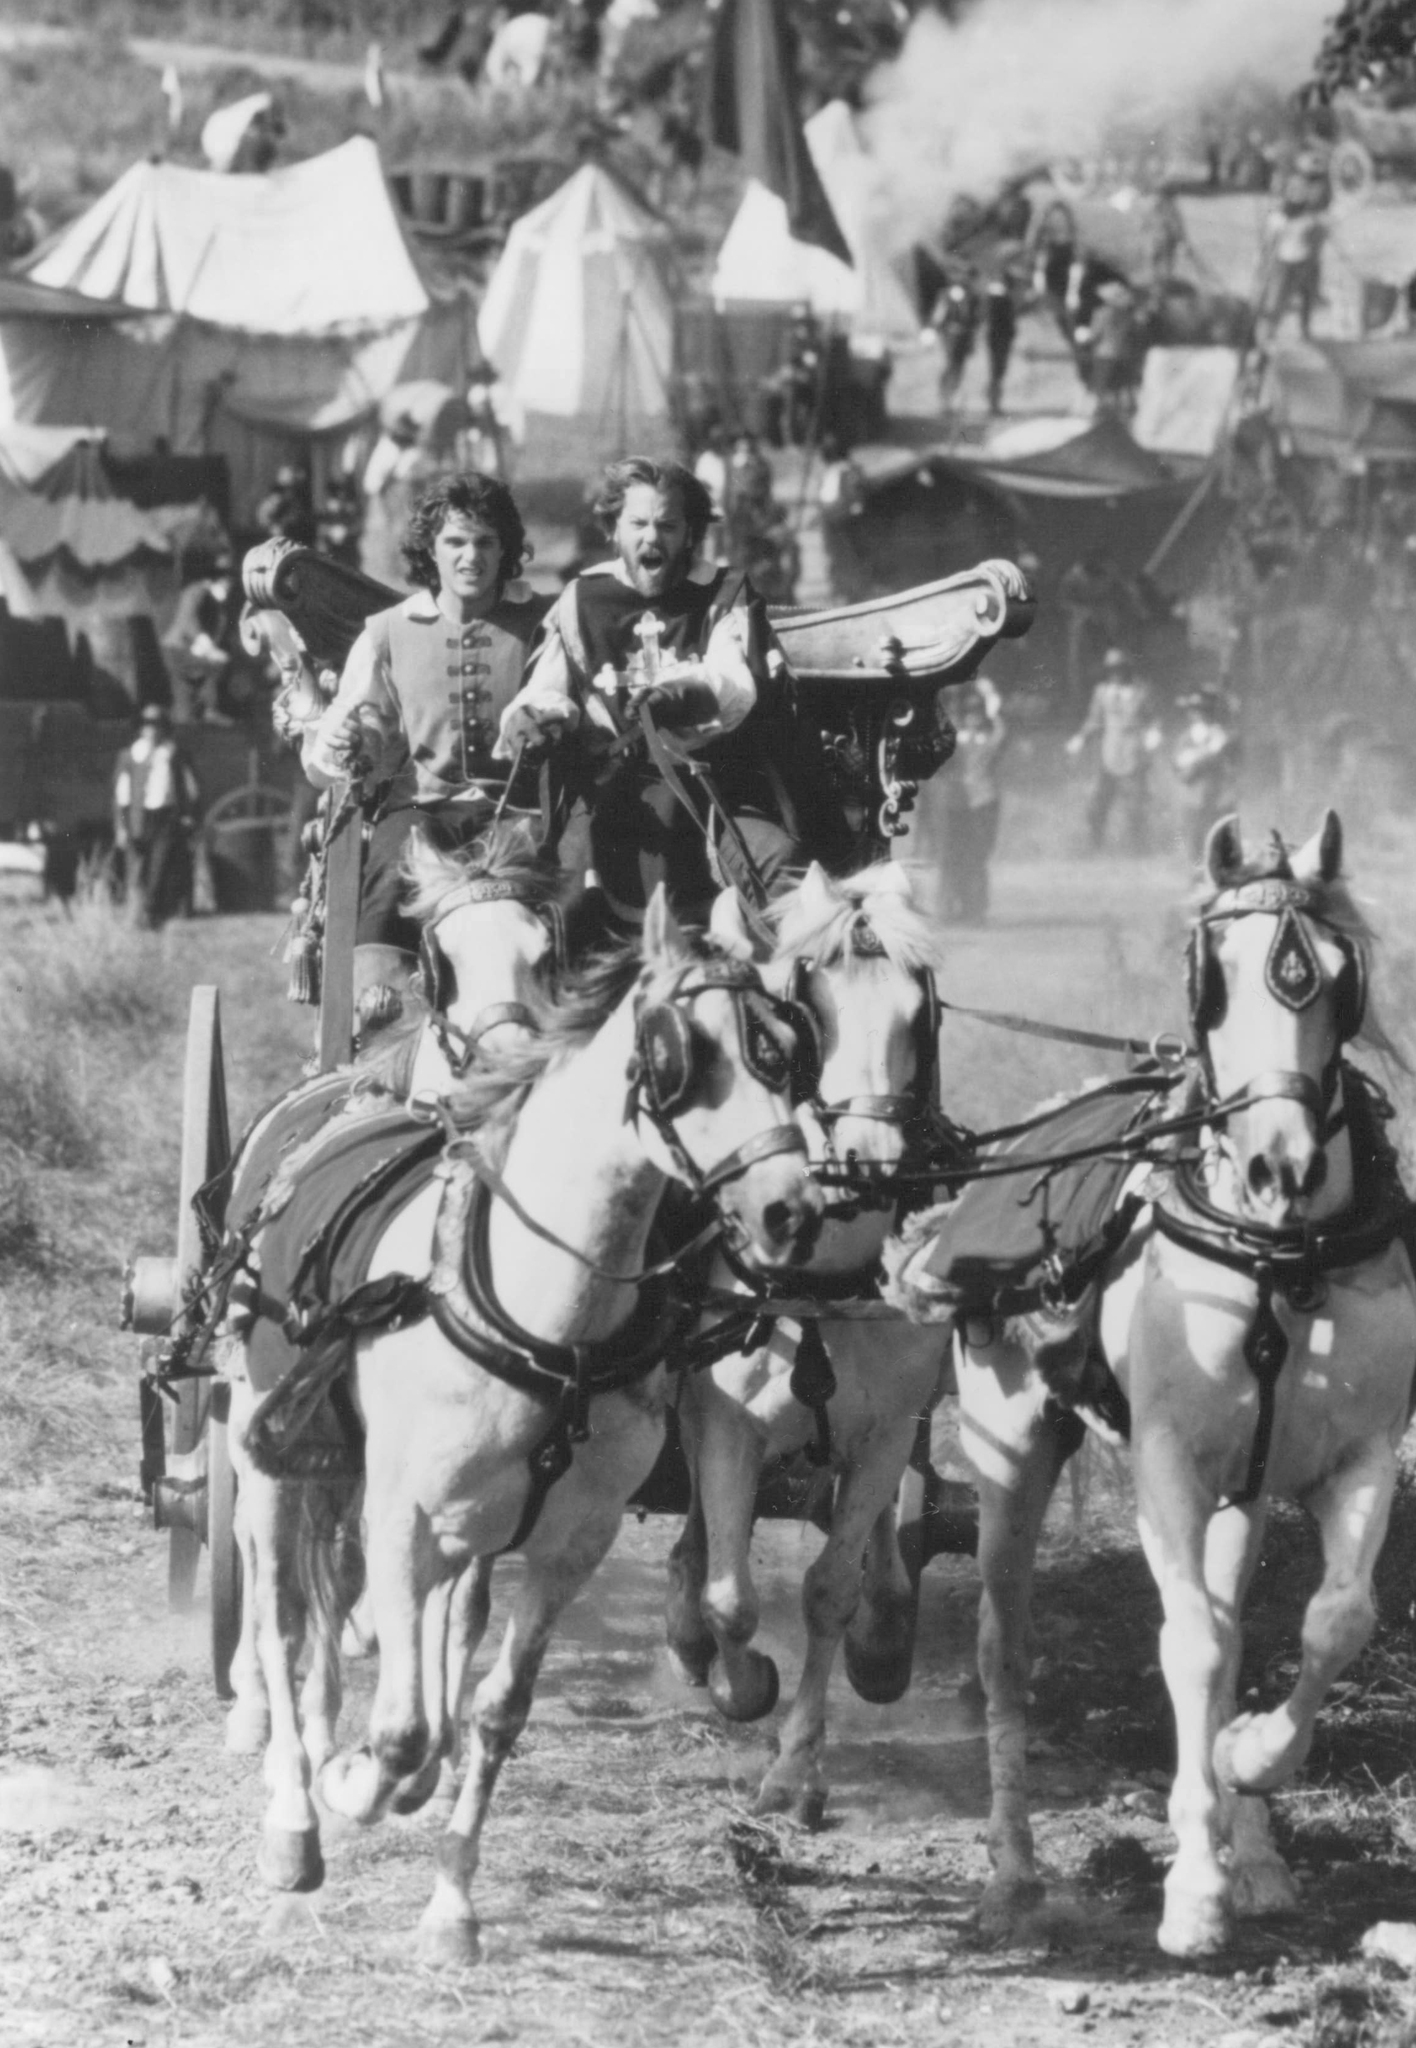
[711,862,944,1263]
[636,886,823,1269]
[401,819,563,1086]
[1191,810,1368,1226]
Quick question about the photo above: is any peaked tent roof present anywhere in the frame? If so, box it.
[710,100,921,341]
[1264,337,1416,459]
[477,164,673,420]
[0,275,132,322]
[954,411,1173,499]
[24,138,431,335]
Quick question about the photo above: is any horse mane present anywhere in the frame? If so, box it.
[401,815,562,925]
[441,931,740,1137]
[770,862,944,976]
[1205,836,1405,1070]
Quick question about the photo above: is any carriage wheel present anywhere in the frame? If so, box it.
[1329,139,1374,209]
[167,987,233,1613]
[893,1411,978,1588]
[208,1386,240,1700]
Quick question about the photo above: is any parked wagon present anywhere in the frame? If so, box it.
[122,536,1035,1694]
[1328,91,1416,205]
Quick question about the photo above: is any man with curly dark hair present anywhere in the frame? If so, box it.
[496,454,851,932]
[302,470,547,1036]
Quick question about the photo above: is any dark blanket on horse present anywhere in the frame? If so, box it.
[223,1086,446,1477]
[922,1082,1164,1313]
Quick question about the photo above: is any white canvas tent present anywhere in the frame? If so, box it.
[478,164,676,472]
[1,139,471,519]
[0,423,174,624]
[710,101,920,343]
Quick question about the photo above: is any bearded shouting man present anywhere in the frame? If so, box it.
[497,455,852,936]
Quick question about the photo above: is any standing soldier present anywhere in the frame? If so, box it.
[113,705,201,928]
[1172,684,1239,865]
[983,265,1022,416]
[496,455,852,937]
[940,677,1006,922]
[300,472,547,1038]
[933,274,980,411]
[1065,647,1161,853]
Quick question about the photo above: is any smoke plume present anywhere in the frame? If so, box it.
[859,0,1334,249]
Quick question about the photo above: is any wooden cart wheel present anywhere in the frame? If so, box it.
[208,1385,240,1700]
[894,1410,978,1588]
[167,987,233,1612]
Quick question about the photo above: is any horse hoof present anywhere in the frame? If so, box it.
[391,1754,443,1817]
[1231,1858,1300,1920]
[318,1748,385,1825]
[709,1651,779,1724]
[416,1916,481,1968]
[257,1826,325,1894]
[842,1634,914,1705]
[224,1701,271,1756]
[974,1877,1045,1944]
[793,1787,827,1831]
[1158,1891,1230,1958]
[666,1643,714,1689]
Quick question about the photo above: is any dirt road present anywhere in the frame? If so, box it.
[2,844,1414,2047]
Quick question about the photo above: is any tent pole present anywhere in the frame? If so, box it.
[1142,461,1218,582]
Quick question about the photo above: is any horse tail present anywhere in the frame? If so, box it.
[293,1474,365,1658]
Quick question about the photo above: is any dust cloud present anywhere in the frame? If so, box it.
[859,0,1334,248]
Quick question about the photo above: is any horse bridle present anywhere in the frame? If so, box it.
[421,876,566,1077]
[627,958,810,1199]
[784,939,949,1215]
[1186,877,1365,1141]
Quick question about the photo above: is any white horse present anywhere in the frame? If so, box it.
[664,861,953,1824]
[887,811,1416,1957]
[223,820,561,1762]
[243,887,823,1959]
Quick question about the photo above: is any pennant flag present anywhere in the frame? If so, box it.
[159,63,183,133]
[704,0,852,266]
[363,41,385,112]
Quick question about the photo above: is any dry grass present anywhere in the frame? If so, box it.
[0,903,182,1168]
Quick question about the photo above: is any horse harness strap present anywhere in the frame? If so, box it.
[1154,1157,1416,1507]
[427,1159,693,1551]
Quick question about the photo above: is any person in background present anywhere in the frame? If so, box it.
[113,705,200,928]
[463,368,524,481]
[983,266,1022,415]
[932,273,979,411]
[1172,683,1240,865]
[361,414,438,586]
[939,676,1006,922]
[256,463,317,548]
[162,552,239,722]
[724,433,798,602]
[1065,646,1162,854]
[317,474,363,568]
[692,422,730,565]
[816,432,870,603]
[1089,283,1139,413]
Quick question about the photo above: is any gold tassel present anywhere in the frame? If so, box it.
[284,895,321,1007]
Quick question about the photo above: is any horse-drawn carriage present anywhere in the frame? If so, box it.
[119,541,1033,1699]
[117,541,1414,1967]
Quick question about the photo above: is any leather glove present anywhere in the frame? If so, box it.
[642,678,718,730]
[499,701,565,754]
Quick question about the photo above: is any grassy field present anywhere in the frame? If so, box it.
[0,801,1415,2044]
